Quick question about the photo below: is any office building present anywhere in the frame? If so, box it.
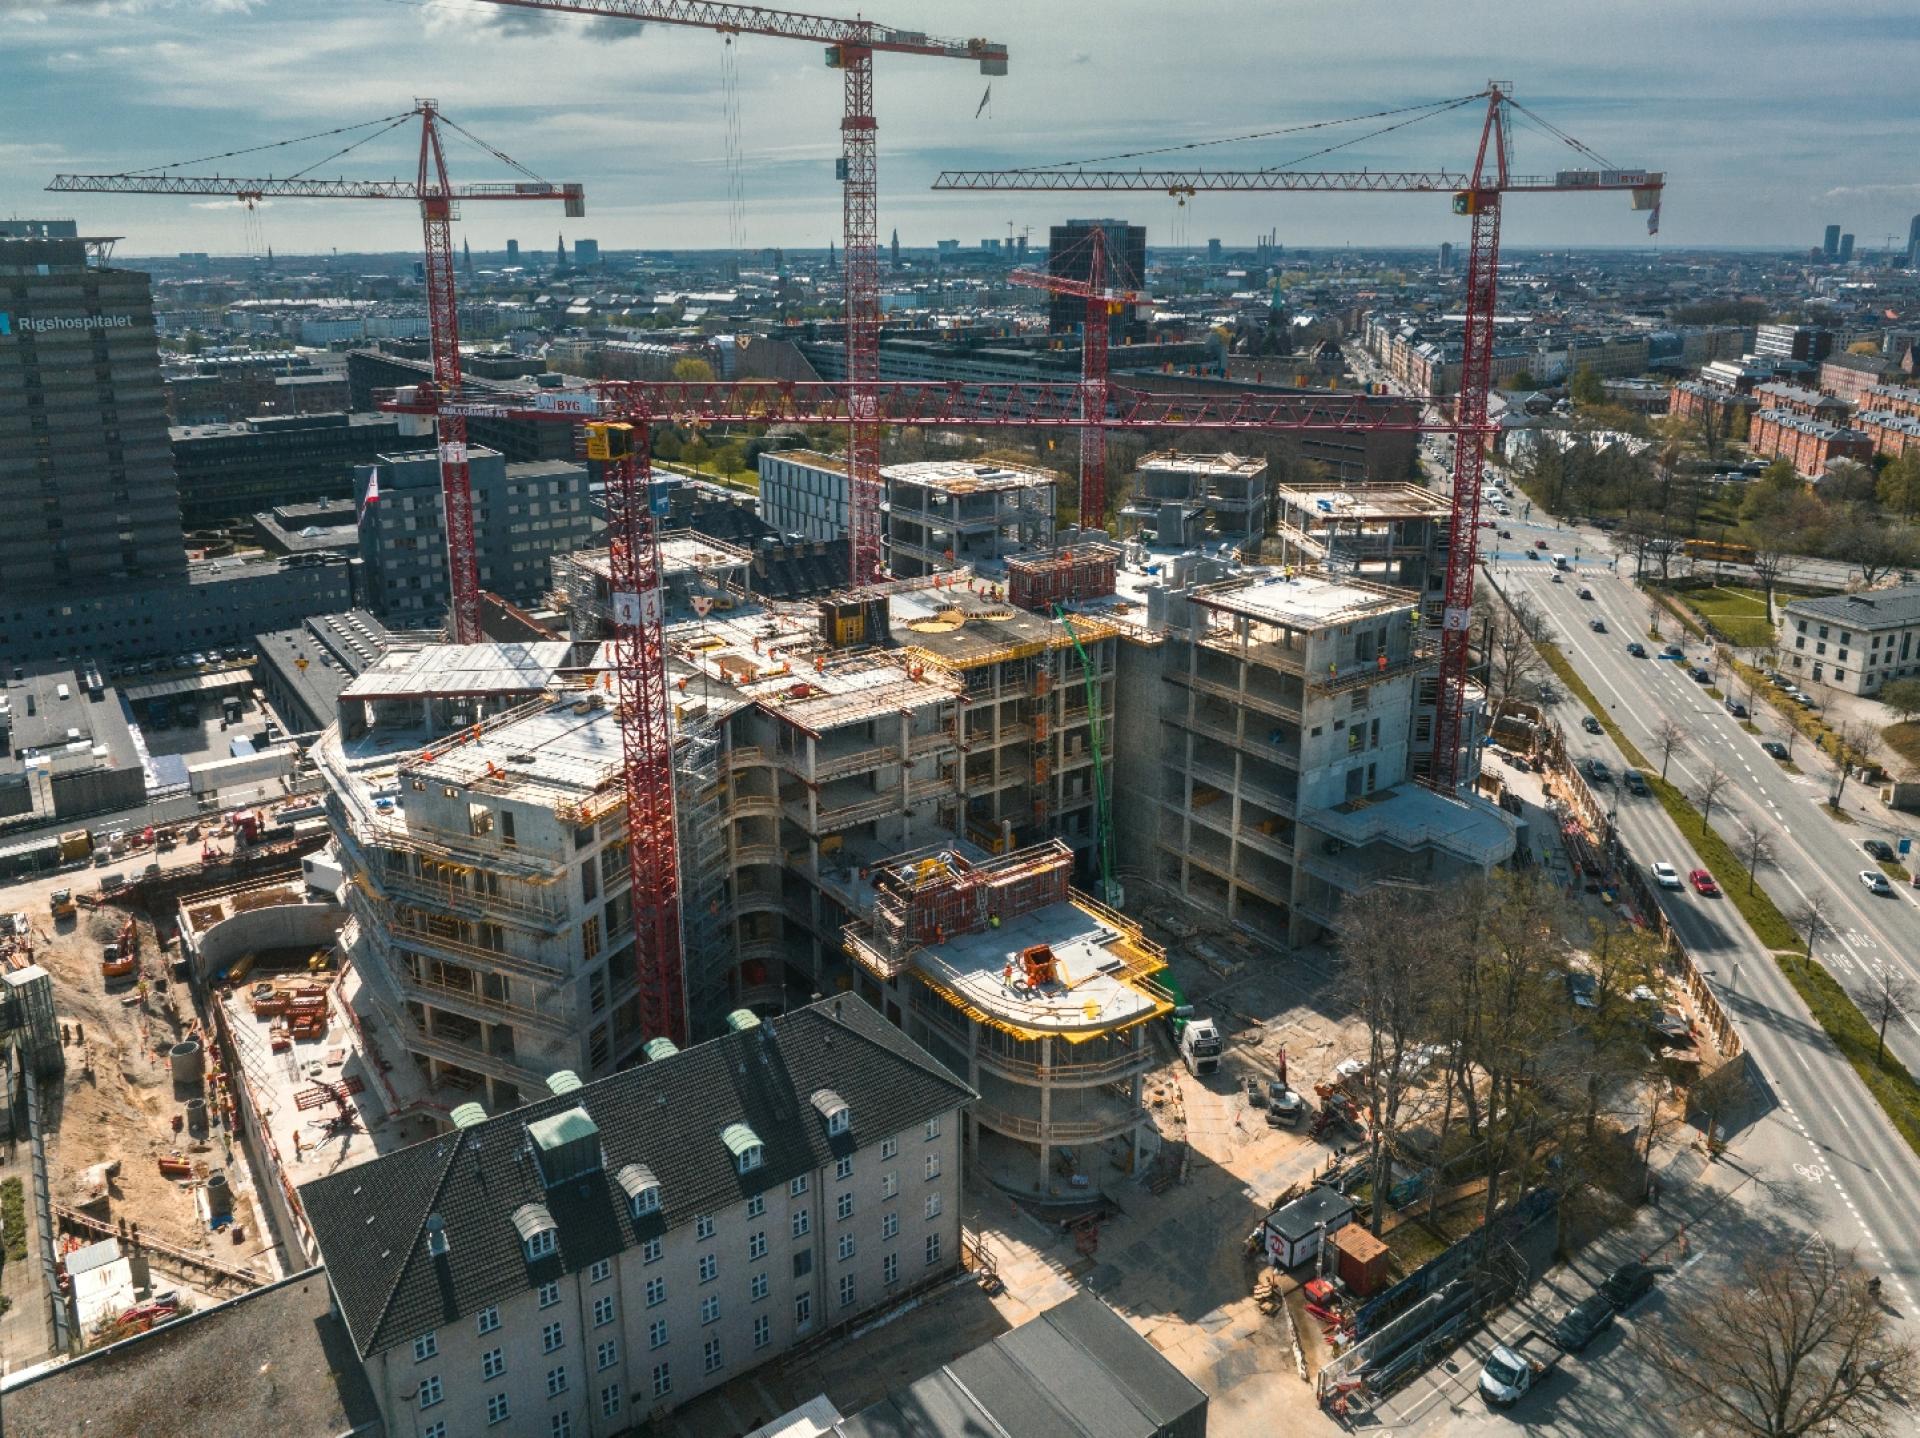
[253,610,393,734]
[0,666,145,825]
[1046,220,1147,336]
[346,348,581,464]
[300,997,972,1434]
[1779,585,1920,696]
[505,238,520,264]
[1839,232,1855,263]
[1438,241,1454,274]
[1754,323,1835,364]
[758,448,849,542]
[354,447,597,625]
[170,411,403,528]
[0,225,186,594]
[1824,223,1841,260]
[1908,214,1920,269]
[883,460,1058,579]
[572,238,601,267]
[163,351,349,424]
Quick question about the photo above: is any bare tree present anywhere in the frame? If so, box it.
[1830,721,1876,809]
[1863,967,1914,1067]
[1478,590,1551,708]
[1653,717,1689,781]
[1694,764,1733,831]
[1793,895,1833,961]
[1645,1245,1915,1438]
[1737,821,1777,896]
[1649,596,1666,641]
[1748,532,1802,628]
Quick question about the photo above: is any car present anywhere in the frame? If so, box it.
[1566,972,1599,1009]
[1535,539,1550,550]
[1581,715,1603,735]
[1526,549,1540,560]
[1583,758,1612,783]
[1864,839,1896,862]
[1499,528,1514,538]
[1479,1344,1541,1407]
[1688,667,1711,683]
[1725,699,1748,718]
[1861,869,1895,896]
[1688,868,1720,896]
[1551,1293,1617,1353]
[1622,769,1649,796]
[1551,572,1564,584]
[1663,644,1686,660]
[1577,586,1594,600]
[1761,740,1790,760]
[1794,691,1817,708]
[1625,641,1646,657]
[1768,672,1793,688]
[1589,618,1607,633]
[1650,861,1682,890]
[1601,1261,1672,1309]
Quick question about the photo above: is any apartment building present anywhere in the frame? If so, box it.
[1751,381,1852,423]
[1779,585,1920,696]
[1119,451,1270,550]
[758,448,850,542]
[883,460,1058,579]
[1748,408,1874,475]
[301,998,973,1437]
[840,839,1168,1197]
[1667,379,1757,429]
[1857,384,1920,421]
[1858,410,1920,460]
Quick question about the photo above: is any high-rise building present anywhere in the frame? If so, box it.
[1839,232,1855,263]
[571,237,599,267]
[1438,241,1455,274]
[1824,224,1841,260]
[1046,219,1146,336]
[504,238,519,264]
[0,225,186,594]
[1207,237,1223,262]
[1908,214,1920,269]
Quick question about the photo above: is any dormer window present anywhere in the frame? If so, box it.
[513,1202,558,1261]
[721,1122,765,1175]
[811,1089,850,1137]
[615,1162,660,1219]
[425,1212,449,1258]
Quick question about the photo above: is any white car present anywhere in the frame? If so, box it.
[1651,862,1682,890]
[1861,869,1895,896]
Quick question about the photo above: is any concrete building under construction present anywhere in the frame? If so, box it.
[1119,450,1271,551]
[1268,481,1452,601]
[883,460,1059,579]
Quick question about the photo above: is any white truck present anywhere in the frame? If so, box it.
[1180,1017,1223,1076]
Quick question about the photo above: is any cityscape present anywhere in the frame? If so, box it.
[3,5,1920,1437]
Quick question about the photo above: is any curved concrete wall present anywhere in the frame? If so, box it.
[191,902,347,984]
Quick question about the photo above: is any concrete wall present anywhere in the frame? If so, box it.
[189,745,297,795]
[183,900,346,985]
[1109,639,1171,880]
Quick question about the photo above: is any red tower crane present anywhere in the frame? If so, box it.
[461,1,1006,584]
[1006,226,1140,529]
[931,84,1663,791]
[49,102,586,644]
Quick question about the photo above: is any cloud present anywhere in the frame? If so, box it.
[1822,182,1920,203]
[422,0,648,44]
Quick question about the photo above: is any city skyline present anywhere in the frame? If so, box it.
[7,0,1919,256]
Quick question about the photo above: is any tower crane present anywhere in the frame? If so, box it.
[1007,226,1139,529]
[931,83,1663,792]
[459,0,1007,585]
[48,101,586,645]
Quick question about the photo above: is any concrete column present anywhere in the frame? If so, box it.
[1037,1038,1053,1194]
[1129,1044,1146,1175]
[965,1022,981,1173]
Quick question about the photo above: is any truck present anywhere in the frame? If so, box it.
[57,829,93,862]
[1180,1017,1223,1076]
[49,888,75,919]
[1479,1333,1560,1407]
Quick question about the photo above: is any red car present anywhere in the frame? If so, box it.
[1535,539,1550,550]
[1688,869,1720,897]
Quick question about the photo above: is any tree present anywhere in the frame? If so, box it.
[1864,967,1914,1066]
[1477,590,1550,707]
[671,354,716,382]
[1694,764,1732,830]
[1509,369,1537,391]
[1749,524,1806,627]
[1875,451,1920,521]
[1569,363,1605,407]
[1737,821,1777,896]
[1820,460,1878,507]
[1653,717,1689,780]
[1880,677,1920,723]
[1645,1245,1915,1438]
[1831,518,1920,587]
[1793,895,1833,960]
[1729,402,1750,442]
[1829,721,1877,808]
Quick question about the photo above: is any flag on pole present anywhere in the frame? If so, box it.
[975,85,991,119]
[359,467,381,525]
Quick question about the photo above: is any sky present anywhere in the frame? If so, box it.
[6,0,1919,260]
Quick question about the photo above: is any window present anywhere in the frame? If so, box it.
[482,1347,504,1380]
[881,1171,898,1200]
[835,1155,854,1181]
[701,1294,721,1326]
[539,1281,561,1309]
[646,1276,666,1307]
[792,1208,811,1239]
[883,1252,899,1285]
[526,1228,557,1260]
[543,1322,564,1354]
[881,1137,898,1161]
[793,1250,813,1279]
[828,1107,850,1137]
[649,1318,669,1350]
[839,1274,857,1309]
[699,1253,718,1284]
[753,1314,772,1350]
[413,1331,438,1362]
[837,1192,855,1222]
[695,1214,715,1241]
[552,1413,573,1438]
[924,1117,941,1141]
[547,1365,569,1397]
[593,1295,615,1327]
[631,1185,660,1219]
[925,1154,941,1181]
[795,1293,813,1330]
[590,1258,612,1284]
[597,1339,618,1371]
[641,1237,663,1265]
[838,1233,856,1262]
[419,1375,444,1409]
[652,1362,672,1399]
[602,1383,622,1419]
[487,1392,510,1425]
[751,1271,769,1301]
[925,1194,942,1220]
[926,1233,943,1266]
[790,1174,810,1198]
[881,1212,899,1241]
[424,1424,447,1438]
[704,1337,723,1374]
[477,1305,501,1335]
[749,1231,767,1260]
[746,1195,765,1219]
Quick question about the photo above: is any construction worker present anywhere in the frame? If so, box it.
[988,912,1000,930]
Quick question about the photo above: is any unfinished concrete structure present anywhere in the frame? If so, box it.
[1269,481,1451,602]
[1119,450,1270,551]
[882,460,1058,579]
[548,533,753,639]
[840,839,1170,1197]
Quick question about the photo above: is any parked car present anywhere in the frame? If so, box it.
[1688,667,1711,684]
[1581,715,1603,735]
[1551,1293,1617,1353]
[1861,869,1895,896]
[1725,699,1748,718]
[1566,972,1599,1010]
[1768,672,1792,688]
[1761,741,1790,760]
[1650,861,1682,890]
[1864,839,1896,862]
[1601,1262,1671,1309]
[1794,691,1817,708]
[1688,868,1720,897]
[1625,641,1646,658]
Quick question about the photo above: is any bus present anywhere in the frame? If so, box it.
[1682,538,1755,566]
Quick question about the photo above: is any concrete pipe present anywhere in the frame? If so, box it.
[205,1170,233,1219]
[185,1097,209,1138]
[169,1040,204,1087]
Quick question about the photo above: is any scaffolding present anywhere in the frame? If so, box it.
[1005,544,1120,614]
[862,839,1074,974]
[675,716,731,1029]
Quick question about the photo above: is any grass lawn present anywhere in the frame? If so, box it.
[1777,953,1920,1158]
[1884,721,1920,774]
[1671,584,1776,647]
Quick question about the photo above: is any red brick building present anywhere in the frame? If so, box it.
[1752,381,1853,423]
[1858,383,1920,421]
[1749,408,1874,475]
[1858,410,1920,460]
[1819,353,1892,404]
[1668,379,1756,427]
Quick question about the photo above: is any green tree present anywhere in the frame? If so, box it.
[1509,369,1537,391]
[1569,363,1605,406]
[1728,403,1750,442]
[1882,677,1920,723]
[671,355,716,382]
[1877,451,1920,521]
